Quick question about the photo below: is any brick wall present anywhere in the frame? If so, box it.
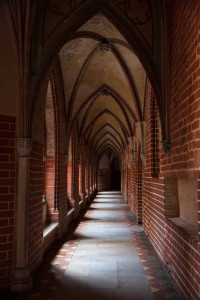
[67,161,72,207]
[136,148,143,224]
[45,155,59,222]
[159,1,200,298]
[0,115,15,291]
[129,165,135,213]
[122,25,200,297]
[142,40,200,299]
[97,169,110,191]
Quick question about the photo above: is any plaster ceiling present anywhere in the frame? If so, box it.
[58,13,146,161]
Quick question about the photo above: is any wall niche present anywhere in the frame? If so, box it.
[164,178,198,239]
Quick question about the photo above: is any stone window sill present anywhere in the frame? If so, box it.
[43,222,58,238]
[168,217,198,240]
[67,208,74,217]
[79,200,83,206]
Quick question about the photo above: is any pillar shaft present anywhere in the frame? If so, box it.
[11,138,32,292]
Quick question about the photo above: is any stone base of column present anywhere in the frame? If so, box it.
[11,266,32,293]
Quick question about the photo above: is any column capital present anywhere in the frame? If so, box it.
[16,138,32,157]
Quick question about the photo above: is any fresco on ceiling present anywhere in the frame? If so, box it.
[41,0,90,46]
[78,13,126,41]
[112,0,154,52]
[39,0,156,56]
[35,0,161,111]
[48,0,86,15]
[59,38,98,106]
[59,38,97,72]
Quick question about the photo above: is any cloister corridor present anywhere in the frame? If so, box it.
[6,192,181,300]
[1,2,200,299]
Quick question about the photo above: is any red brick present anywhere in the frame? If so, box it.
[0,252,7,261]
[0,155,9,162]
[0,236,7,243]
[0,187,9,194]
[0,195,14,201]
[0,139,9,147]
[0,210,13,218]
[0,147,14,154]
[0,123,9,130]
[0,171,9,178]
[0,163,15,170]
[0,203,8,210]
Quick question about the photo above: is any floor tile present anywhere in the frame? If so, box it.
[8,191,182,300]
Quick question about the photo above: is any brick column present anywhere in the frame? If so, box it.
[85,161,90,201]
[74,158,79,218]
[11,138,32,292]
[89,164,92,195]
[81,157,86,206]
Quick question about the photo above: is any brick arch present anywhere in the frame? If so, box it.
[29,73,60,270]
[29,59,68,264]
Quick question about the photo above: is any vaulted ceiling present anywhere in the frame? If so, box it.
[58,14,146,161]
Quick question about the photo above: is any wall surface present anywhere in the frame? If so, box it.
[0,115,16,290]
[121,4,200,296]
[97,169,110,191]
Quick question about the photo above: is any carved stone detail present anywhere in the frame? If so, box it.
[98,38,112,52]
[102,89,110,96]
[16,138,32,157]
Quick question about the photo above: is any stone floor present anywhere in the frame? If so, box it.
[8,191,182,300]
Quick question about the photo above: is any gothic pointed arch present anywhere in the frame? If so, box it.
[31,0,169,145]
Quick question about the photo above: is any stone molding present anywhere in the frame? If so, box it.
[16,138,32,157]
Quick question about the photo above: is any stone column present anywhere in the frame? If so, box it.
[11,138,32,292]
